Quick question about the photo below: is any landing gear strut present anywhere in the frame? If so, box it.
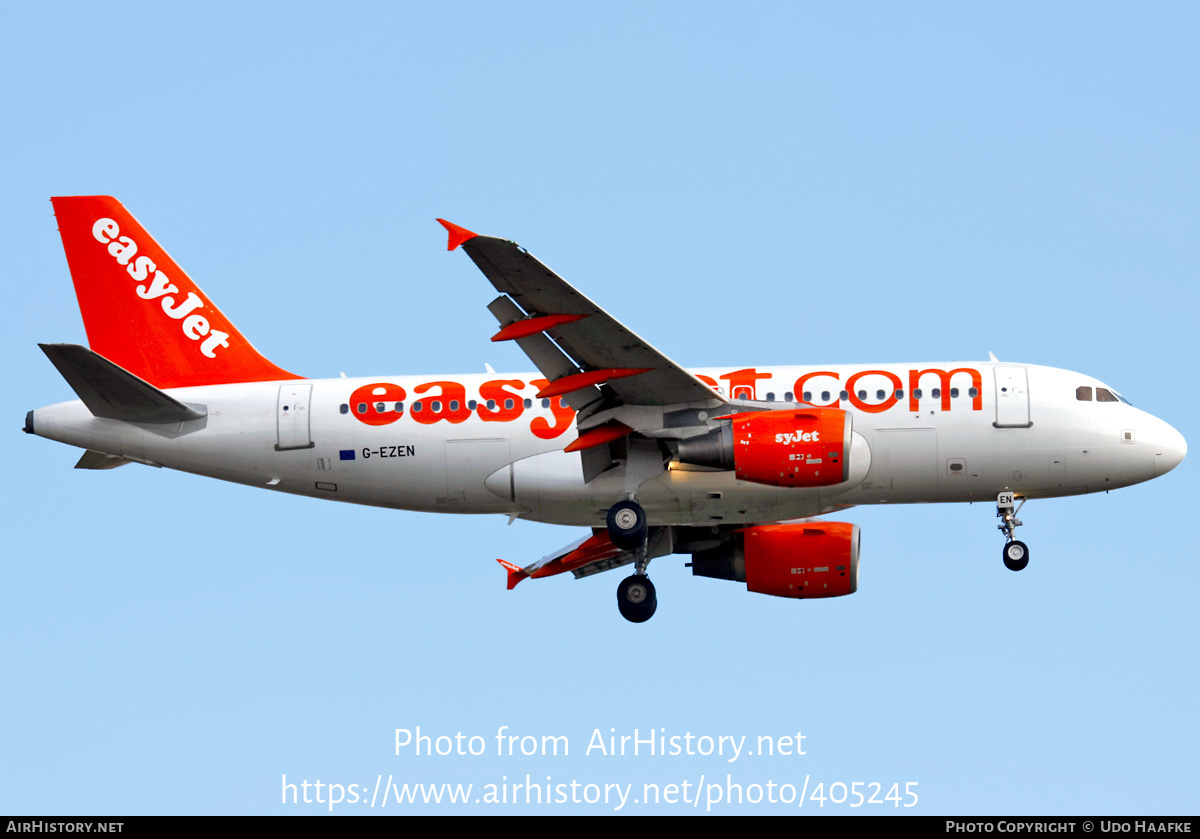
[996,491,1029,572]
[608,498,657,622]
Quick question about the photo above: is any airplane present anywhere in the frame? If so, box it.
[26,196,1187,622]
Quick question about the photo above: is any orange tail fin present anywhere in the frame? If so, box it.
[51,196,300,389]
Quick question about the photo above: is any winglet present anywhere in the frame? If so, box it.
[496,558,527,590]
[437,219,478,251]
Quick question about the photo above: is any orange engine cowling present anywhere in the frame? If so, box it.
[676,408,851,488]
[689,521,860,599]
[733,408,850,487]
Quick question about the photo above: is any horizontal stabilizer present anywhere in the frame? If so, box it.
[39,343,206,424]
[75,450,132,470]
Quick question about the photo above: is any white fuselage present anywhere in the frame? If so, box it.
[31,361,1186,527]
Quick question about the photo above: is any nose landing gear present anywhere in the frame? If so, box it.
[997,491,1029,571]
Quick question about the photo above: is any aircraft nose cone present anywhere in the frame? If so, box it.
[1154,422,1187,476]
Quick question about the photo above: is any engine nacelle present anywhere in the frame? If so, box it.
[677,408,851,488]
[690,521,860,599]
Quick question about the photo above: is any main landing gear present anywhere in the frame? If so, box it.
[617,574,656,623]
[996,491,1030,572]
[606,499,647,550]
[608,498,657,623]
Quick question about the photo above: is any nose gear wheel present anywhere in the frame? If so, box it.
[996,492,1030,572]
[1003,539,1030,572]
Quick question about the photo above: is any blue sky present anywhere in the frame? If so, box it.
[3,2,1197,814]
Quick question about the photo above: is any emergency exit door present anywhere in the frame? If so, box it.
[277,384,314,450]
[994,367,1032,428]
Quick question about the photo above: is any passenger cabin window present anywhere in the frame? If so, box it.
[1076,386,1093,401]
[1096,387,1119,403]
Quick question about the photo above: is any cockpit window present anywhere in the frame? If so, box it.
[1114,390,1132,406]
[1096,387,1119,403]
[1076,386,1092,401]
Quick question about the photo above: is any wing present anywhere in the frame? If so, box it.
[439,220,725,414]
[495,527,673,589]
